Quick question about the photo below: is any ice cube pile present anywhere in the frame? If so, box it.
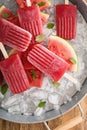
[0,0,87,117]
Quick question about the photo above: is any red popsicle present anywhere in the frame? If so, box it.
[56,0,77,40]
[27,44,69,82]
[17,2,43,45]
[0,43,30,94]
[0,18,32,51]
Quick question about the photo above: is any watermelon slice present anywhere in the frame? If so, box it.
[26,68,44,87]
[0,5,20,26]
[0,5,14,18]
[31,0,52,10]
[40,12,49,25]
[48,36,78,72]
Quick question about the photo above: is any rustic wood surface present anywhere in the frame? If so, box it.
[0,0,87,130]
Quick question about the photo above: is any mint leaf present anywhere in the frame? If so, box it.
[38,101,46,108]
[47,23,54,29]
[1,84,8,94]
[2,13,10,19]
[31,69,37,80]
[70,57,76,64]
[52,81,60,87]
[35,34,46,42]
[37,2,46,7]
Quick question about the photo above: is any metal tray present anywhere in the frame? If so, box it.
[0,0,87,123]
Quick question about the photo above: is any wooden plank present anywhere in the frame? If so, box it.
[0,120,20,130]
[48,105,81,130]
[54,116,83,130]
[20,123,47,130]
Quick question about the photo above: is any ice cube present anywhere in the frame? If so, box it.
[44,101,53,111]
[4,89,13,99]
[34,107,45,116]
[48,93,60,105]
[1,94,22,108]
[20,99,36,114]
[29,89,48,100]
[8,104,21,114]
[0,92,4,99]
[24,112,32,116]
[53,104,60,110]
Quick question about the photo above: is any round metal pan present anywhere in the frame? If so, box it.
[0,0,87,124]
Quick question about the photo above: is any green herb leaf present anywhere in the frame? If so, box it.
[35,34,46,42]
[31,69,37,80]
[38,101,46,108]
[1,84,8,94]
[2,13,10,19]
[0,4,2,8]
[37,2,46,7]
[47,23,54,29]
[52,81,60,87]
[69,57,76,64]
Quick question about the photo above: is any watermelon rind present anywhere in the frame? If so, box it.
[48,35,78,72]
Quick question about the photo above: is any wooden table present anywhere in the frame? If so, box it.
[0,96,87,130]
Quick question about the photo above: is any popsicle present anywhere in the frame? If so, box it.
[0,43,30,94]
[56,0,77,40]
[17,0,43,45]
[27,44,69,82]
[0,18,32,51]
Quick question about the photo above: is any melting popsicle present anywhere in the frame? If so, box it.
[0,18,32,51]
[56,0,77,40]
[0,43,30,94]
[17,0,43,45]
[27,44,69,82]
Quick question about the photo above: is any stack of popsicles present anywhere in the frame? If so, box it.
[0,0,78,94]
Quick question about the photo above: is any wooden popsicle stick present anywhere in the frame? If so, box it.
[54,115,83,130]
[64,73,78,84]
[26,0,31,6]
[65,0,69,4]
[0,42,9,59]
